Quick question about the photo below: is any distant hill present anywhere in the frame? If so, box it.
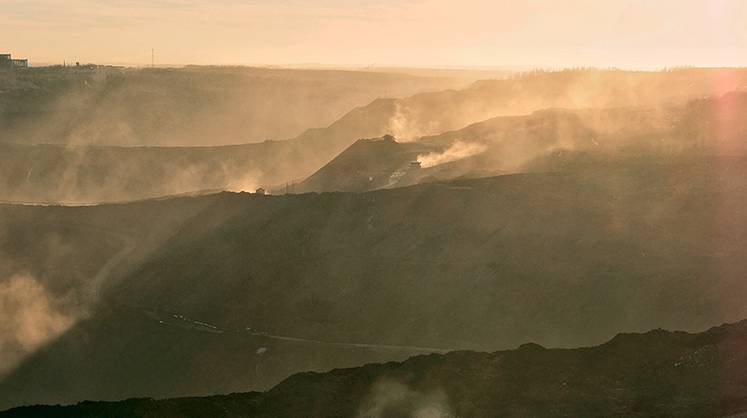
[0,66,465,146]
[366,67,747,141]
[272,68,747,193]
[5,161,747,408]
[2,68,746,203]
[3,88,745,203]
[296,92,747,193]
[4,319,747,417]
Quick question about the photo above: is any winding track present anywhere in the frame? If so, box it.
[249,333,454,354]
[145,309,457,354]
[88,228,137,295]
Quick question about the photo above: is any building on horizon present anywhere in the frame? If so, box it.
[0,53,29,69]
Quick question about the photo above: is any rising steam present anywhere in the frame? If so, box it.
[417,140,487,168]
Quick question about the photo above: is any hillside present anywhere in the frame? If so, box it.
[294,135,436,193]
[0,66,464,146]
[4,319,747,417]
[0,195,226,380]
[296,92,747,193]
[4,161,747,408]
[3,68,746,203]
[266,68,747,191]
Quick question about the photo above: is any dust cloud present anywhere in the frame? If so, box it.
[388,102,426,141]
[0,274,78,378]
[417,140,487,168]
[224,166,262,193]
[357,379,453,418]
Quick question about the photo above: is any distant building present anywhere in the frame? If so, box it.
[255,187,266,195]
[0,54,11,69]
[0,53,29,69]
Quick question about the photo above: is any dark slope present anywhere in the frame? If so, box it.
[5,161,747,407]
[296,92,747,193]
[0,192,226,285]
[6,319,747,417]
[0,195,227,380]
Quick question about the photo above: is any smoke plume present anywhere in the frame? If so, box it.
[417,140,487,168]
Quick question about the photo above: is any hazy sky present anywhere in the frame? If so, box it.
[1,0,745,68]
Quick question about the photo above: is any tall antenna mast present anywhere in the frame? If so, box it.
[151,48,154,68]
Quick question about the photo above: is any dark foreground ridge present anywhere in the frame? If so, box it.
[4,319,747,418]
